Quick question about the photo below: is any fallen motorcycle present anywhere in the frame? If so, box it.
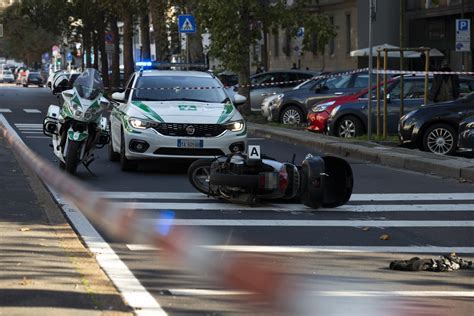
[187,147,353,208]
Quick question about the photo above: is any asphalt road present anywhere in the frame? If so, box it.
[2,84,473,315]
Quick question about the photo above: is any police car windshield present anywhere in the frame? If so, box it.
[133,76,227,103]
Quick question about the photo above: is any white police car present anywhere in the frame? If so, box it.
[108,70,247,171]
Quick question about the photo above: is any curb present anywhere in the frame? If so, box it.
[248,122,474,182]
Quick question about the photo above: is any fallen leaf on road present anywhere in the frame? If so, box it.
[19,227,30,232]
[20,277,31,286]
[361,227,370,231]
[379,234,390,240]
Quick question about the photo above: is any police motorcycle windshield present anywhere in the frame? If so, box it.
[73,68,104,100]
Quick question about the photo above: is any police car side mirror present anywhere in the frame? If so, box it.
[233,94,247,106]
[112,92,126,102]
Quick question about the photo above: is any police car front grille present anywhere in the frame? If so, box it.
[153,123,226,137]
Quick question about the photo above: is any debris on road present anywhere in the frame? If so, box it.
[390,253,473,272]
[379,234,390,240]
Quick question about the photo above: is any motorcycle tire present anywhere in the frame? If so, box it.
[210,173,259,190]
[65,140,82,175]
[188,159,215,194]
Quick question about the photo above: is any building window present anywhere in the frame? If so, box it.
[346,14,351,54]
[329,16,335,55]
[273,29,279,58]
[425,0,440,9]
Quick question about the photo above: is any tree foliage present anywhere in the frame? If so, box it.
[0,3,58,66]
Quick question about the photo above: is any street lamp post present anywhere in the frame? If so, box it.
[367,0,375,139]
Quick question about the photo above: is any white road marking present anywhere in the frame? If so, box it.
[99,191,474,202]
[15,123,43,126]
[165,289,474,298]
[146,219,474,227]
[23,109,42,113]
[21,131,44,134]
[0,116,167,316]
[119,202,474,212]
[0,109,12,113]
[313,291,474,298]
[25,136,50,139]
[203,245,474,254]
[168,289,250,296]
[127,244,474,254]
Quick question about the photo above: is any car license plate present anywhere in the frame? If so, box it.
[177,139,203,148]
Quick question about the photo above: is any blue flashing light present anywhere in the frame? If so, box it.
[136,61,152,67]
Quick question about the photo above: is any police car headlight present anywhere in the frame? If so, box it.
[129,118,150,129]
[224,120,245,132]
[312,100,336,113]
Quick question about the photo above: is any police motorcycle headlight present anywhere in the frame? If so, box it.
[224,120,245,132]
[312,100,336,113]
[129,117,152,129]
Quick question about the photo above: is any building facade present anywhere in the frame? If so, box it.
[261,0,401,72]
[406,0,474,71]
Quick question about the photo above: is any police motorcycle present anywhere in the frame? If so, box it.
[43,69,110,175]
[187,145,353,208]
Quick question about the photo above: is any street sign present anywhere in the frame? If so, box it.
[178,14,196,33]
[105,32,113,44]
[52,45,60,57]
[456,19,471,52]
[105,43,115,54]
[66,52,73,62]
[296,27,304,38]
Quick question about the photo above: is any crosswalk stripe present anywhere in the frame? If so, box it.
[0,109,12,113]
[144,219,474,227]
[26,136,50,139]
[117,202,474,212]
[126,244,474,254]
[99,192,474,201]
[23,109,42,113]
[166,289,474,297]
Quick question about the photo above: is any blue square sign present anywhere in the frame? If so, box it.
[178,14,196,33]
[457,19,470,32]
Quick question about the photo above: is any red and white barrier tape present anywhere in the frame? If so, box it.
[103,68,370,91]
[0,115,287,308]
[373,69,474,76]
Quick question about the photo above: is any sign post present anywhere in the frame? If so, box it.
[178,14,197,69]
[456,18,471,70]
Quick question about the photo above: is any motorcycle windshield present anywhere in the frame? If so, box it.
[73,68,104,100]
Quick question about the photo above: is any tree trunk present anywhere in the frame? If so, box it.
[93,31,99,70]
[262,25,269,71]
[149,0,170,62]
[237,2,252,115]
[123,14,135,84]
[98,17,109,89]
[140,13,151,61]
[110,17,121,89]
[84,30,92,68]
[184,1,203,65]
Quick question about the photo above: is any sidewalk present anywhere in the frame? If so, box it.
[0,137,131,315]
[248,122,474,182]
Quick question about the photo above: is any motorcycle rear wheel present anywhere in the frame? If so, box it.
[188,159,214,194]
[65,140,82,175]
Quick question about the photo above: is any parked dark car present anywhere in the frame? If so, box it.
[457,115,474,153]
[245,70,321,112]
[327,76,474,139]
[22,72,44,87]
[262,71,374,124]
[399,92,474,155]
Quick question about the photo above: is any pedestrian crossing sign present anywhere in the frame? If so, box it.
[178,14,196,33]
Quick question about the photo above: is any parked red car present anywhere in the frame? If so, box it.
[307,81,391,133]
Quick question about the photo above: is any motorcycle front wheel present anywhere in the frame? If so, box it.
[65,140,82,174]
[188,159,214,194]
